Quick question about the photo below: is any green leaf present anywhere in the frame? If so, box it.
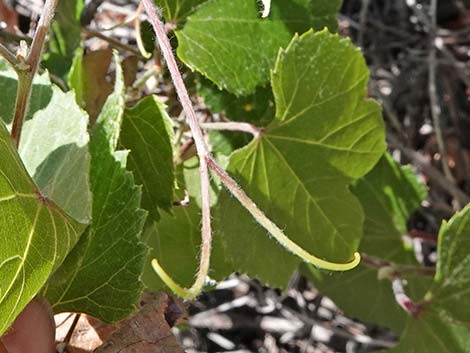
[142,204,231,290]
[19,86,92,224]
[142,153,232,290]
[0,120,85,335]
[426,205,470,323]
[176,0,342,95]
[0,68,53,126]
[197,76,274,127]
[44,58,148,322]
[155,0,206,24]
[139,20,157,54]
[216,30,385,287]
[0,60,91,222]
[380,198,470,350]
[384,314,470,353]
[43,0,84,78]
[119,96,174,220]
[142,203,199,289]
[142,198,231,290]
[197,76,274,149]
[183,155,227,208]
[306,154,428,333]
[68,47,84,105]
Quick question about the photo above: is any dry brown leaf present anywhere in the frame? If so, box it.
[94,292,185,353]
[55,314,117,353]
[55,292,186,353]
[82,48,114,123]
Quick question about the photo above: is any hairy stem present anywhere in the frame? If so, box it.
[200,121,261,138]
[11,0,60,147]
[206,156,361,271]
[142,0,361,298]
[387,132,470,205]
[142,0,212,299]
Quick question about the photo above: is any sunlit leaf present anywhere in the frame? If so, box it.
[44,57,147,322]
[307,154,429,333]
[0,120,85,335]
[216,30,385,287]
[177,0,342,95]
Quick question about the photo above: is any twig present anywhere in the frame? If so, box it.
[369,79,407,141]
[0,43,19,68]
[83,29,144,58]
[428,0,457,195]
[200,121,262,138]
[0,30,32,45]
[10,0,60,147]
[56,314,81,353]
[361,253,435,278]
[132,66,160,89]
[387,133,470,206]
[142,0,361,298]
[358,0,371,47]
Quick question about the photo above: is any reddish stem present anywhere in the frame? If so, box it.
[392,278,421,317]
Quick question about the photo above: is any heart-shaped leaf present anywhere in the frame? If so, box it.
[216,30,385,287]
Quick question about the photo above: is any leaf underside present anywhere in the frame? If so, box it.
[307,154,429,333]
[0,121,85,335]
[44,57,148,323]
[119,96,175,221]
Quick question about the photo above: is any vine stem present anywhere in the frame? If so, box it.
[200,121,261,138]
[142,0,212,299]
[10,0,60,147]
[142,0,360,298]
[206,157,361,271]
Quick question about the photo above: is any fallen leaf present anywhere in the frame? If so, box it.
[55,292,186,353]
